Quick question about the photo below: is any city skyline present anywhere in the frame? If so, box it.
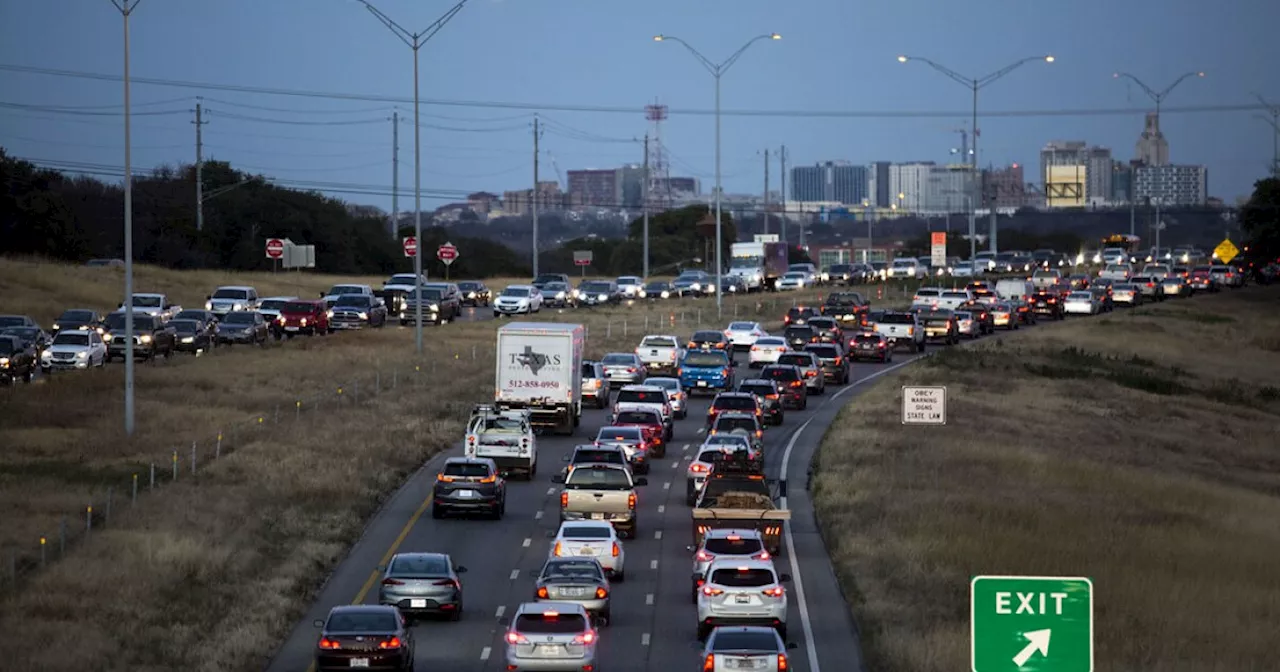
[1,0,1276,212]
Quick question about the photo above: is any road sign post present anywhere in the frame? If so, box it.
[902,385,946,424]
[930,231,947,268]
[972,576,1093,672]
[403,236,418,258]
[573,250,593,278]
[1213,238,1239,265]
[437,242,458,280]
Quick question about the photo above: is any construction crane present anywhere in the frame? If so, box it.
[948,127,970,163]
[545,150,565,190]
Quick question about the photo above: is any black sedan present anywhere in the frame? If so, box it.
[170,319,215,354]
[313,605,414,672]
[51,308,105,334]
[456,281,491,307]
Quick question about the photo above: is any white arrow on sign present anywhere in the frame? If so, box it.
[1012,629,1052,667]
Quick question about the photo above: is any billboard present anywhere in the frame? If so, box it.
[1045,165,1086,208]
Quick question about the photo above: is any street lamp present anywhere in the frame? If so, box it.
[861,199,873,264]
[898,53,1054,253]
[1112,70,1204,137]
[655,32,780,317]
[1252,93,1278,177]
[356,0,470,356]
[108,0,141,436]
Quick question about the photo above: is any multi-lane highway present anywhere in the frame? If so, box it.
[267,351,923,672]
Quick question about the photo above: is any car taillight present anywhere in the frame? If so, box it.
[627,367,637,373]
[723,368,731,378]
[778,654,789,670]
[552,541,563,556]
[691,463,709,473]
[506,632,527,644]
[573,631,597,644]
[790,380,802,388]
[753,550,771,560]
[696,549,712,561]
[536,586,549,598]
[702,586,724,596]
[612,542,620,557]
[433,579,458,588]
[750,346,760,351]
[381,578,404,586]
[560,492,569,507]
[763,586,785,597]
[627,493,636,509]
[479,474,497,483]
[318,638,341,650]
[595,587,608,599]
[379,636,403,649]
[704,654,716,671]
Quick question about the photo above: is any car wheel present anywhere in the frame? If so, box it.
[449,604,463,621]
[614,570,625,583]
[431,505,444,519]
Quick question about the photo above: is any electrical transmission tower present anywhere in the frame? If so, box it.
[644,100,671,210]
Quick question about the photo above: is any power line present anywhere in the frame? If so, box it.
[3,62,1271,119]
[204,109,388,126]
[0,96,196,111]
[0,101,188,117]
[0,133,188,151]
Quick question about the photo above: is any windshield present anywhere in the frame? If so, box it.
[783,327,814,338]
[458,282,481,291]
[414,289,444,301]
[648,378,678,391]
[328,286,363,296]
[783,272,805,279]
[565,467,632,490]
[572,449,625,465]
[58,310,95,322]
[533,274,562,284]
[514,613,588,635]
[596,427,642,441]
[915,289,940,297]
[502,287,530,298]
[755,338,785,347]
[1069,292,1093,299]
[762,366,799,381]
[388,554,449,575]
[777,353,813,367]
[806,345,839,358]
[739,383,774,397]
[711,630,778,653]
[386,275,418,285]
[170,320,200,333]
[326,611,398,632]
[615,410,659,424]
[879,313,914,325]
[104,315,154,331]
[727,322,756,330]
[131,296,162,307]
[854,333,882,344]
[602,354,635,365]
[211,289,249,299]
[692,331,723,342]
[617,277,641,284]
[541,560,604,581]
[443,462,492,478]
[581,282,611,293]
[714,396,757,410]
[710,567,775,587]
[223,313,256,324]
[52,333,90,346]
[334,295,370,307]
[644,282,668,291]
[640,336,676,348]
[615,389,663,404]
[283,302,317,314]
[683,352,729,367]
[715,416,758,433]
[891,259,915,267]
[561,524,612,539]
[942,291,969,299]
[676,271,703,280]
[705,536,765,555]
[545,283,568,293]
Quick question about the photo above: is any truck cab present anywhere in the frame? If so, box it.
[464,404,537,479]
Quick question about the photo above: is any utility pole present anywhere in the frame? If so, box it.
[642,133,650,278]
[532,115,541,277]
[762,148,770,236]
[391,111,399,239]
[987,176,998,253]
[779,145,788,243]
[193,101,206,232]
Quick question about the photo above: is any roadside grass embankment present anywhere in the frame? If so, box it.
[812,287,1280,671]
[0,257,838,671]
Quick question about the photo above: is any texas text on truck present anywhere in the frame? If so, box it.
[494,322,585,435]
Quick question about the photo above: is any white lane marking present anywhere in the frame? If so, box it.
[650,559,658,570]
[534,510,544,520]
[654,530,663,540]
[509,569,520,580]
[480,646,491,660]
[683,454,692,461]
[657,504,665,514]
[495,605,506,618]
[546,487,555,495]
[641,632,651,646]
[671,461,679,469]
[697,428,706,435]
[522,538,531,548]
[663,481,671,490]
[645,593,654,605]
[778,357,918,672]
[682,443,691,451]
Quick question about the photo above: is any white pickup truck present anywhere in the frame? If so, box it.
[1098,264,1133,282]
[1031,269,1062,290]
[937,289,973,310]
[874,311,925,352]
[464,405,537,479]
[635,334,682,375]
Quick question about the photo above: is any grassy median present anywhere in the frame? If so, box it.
[812,287,1280,671]
[0,257,833,671]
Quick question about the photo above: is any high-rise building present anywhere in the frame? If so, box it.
[502,181,568,215]
[789,161,869,205]
[1111,160,1138,203]
[924,165,972,213]
[1134,164,1207,205]
[616,164,644,208]
[869,161,891,207]
[886,162,934,211]
[566,169,620,207]
[984,164,1026,209]
[1135,113,1169,166]
[1039,141,1113,205]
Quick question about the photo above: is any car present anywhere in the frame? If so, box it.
[532,273,571,291]
[775,351,825,395]
[580,360,610,409]
[173,308,220,326]
[616,275,644,298]
[917,309,961,345]
[781,324,817,350]
[803,342,849,384]
[0,325,51,358]
[805,317,843,345]
[278,299,331,336]
[205,285,260,316]
[464,405,537,479]
[1111,282,1143,306]
[820,291,869,325]
[1029,290,1065,321]
[533,557,613,626]
[708,412,766,454]
[376,552,467,621]
[256,296,296,329]
[37,329,107,372]
[696,558,791,640]
[719,275,749,295]
[431,456,507,519]
[782,306,817,326]
[576,280,619,306]
[639,280,682,300]
[736,378,785,426]
[678,348,736,395]
[953,311,983,339]
[758,364,808,410]
[958,302,996,334]
[502,603,598,672]
[699,625,798,672]
[748,336,788,368]
[456,280,491,307]
[543,281,576,308]
[50,309,105,334]
[673,269,714,296]
[328,294,388,329]
[216,310,270,345]
[169,319,214,355]
[706,392,764,429]
[613,384,675,437]
[686,436,759,505]
[989,302,1020,330]
[847,331,893,362]
[689,329,732,353]
[401,286,459,326]
[559,444,631,482]
[724,321,768,351]
[312,605,414,672]
[592,426,652,474]
[319,283,374,308]
[611,404,667,460]
[689,529,773,601]
[600,352,646,387]
[645,376,687,419]
[102,312,177,361]
[549,520,626,581]
[776,271,808,290]
[0,334,38,384]
[493,284,544,316]
[1063,290,1100,315]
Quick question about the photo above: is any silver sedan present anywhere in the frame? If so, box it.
[600,352,646,388]
[533,557,613,625]
[377,552,468,621]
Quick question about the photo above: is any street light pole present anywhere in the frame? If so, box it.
[1112,71,1205,155]
[655,33,780,318]
[109,0,141,436]
[357,0,470,356]
[1255,94,1280,177]
[898,54,1054,255]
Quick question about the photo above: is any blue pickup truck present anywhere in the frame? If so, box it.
[678,349,735,395]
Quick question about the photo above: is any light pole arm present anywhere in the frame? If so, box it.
[201,177,265,203]
[656,34,778,77]
[1158,71,1203,99]
[905,56,974,88]
[1257,114,1280,134]
[720,34,776,75]
[358,0,470,48]
[109,0,142,14]
[1254,93,1280,116]
[976,56,1051,89]
[1113,72,1159,101]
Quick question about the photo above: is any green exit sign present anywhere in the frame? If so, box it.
[971,576,1093,672]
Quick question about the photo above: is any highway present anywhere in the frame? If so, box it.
[266,350,922,672]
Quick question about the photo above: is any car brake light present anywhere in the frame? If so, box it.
[612,542,620,557]
[506,632,527,644]
[691,463,709,473]
[381,577,404,586]
[696,549,712,561]
[552,541,563,556]
[436,474,454,482]
[479,474,497,483]
[573,631,597,644]
[790,380,802,388]
[318,638,341,650]
[702,586,724,596]
[379,636,403,649]
[627,493,636,509]
[763,586,785,597]
[560,492,568,508]
[778,654,790,671]
[753,550,771,560]
[536,586,549,598]
[704,654,716,671]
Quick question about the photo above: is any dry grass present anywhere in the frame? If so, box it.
[0,256,845,671]
[813,287,1280,672]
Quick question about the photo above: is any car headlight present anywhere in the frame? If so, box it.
[428,304,439,312]
[556,291,565,299]
[75,350,88,359]
[597,293,607,301]
[358,312,369,320]
[661,291,670,298]
[181,337,194,343]
[638,290,647,298]
[327,310,334,318]
[205,301,212,310]
[690,283,701,291]
[467,292,476,298]
[140,335,152,343]
[233,303,243,311]
[1,357,12,367]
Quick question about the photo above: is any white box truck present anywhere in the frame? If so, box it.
[495,322,585,435]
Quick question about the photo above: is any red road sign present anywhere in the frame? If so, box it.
[403,236,418,257]
[265,238,285,259]
[437,243,458,264]
[573,258,591,266]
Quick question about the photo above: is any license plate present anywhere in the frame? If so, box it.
[590,512,604,520]
[456,489,476,498]
[285,326,299,331]
[564,586,587,597]
[697,381,707,387]
[735,594,752,604]
[410,598,427,608]
[535,644,559,656]
[578,547,596,555]
[349,659,370,668]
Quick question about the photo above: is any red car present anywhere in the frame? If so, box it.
[609,406,666,458]
[278,299,331,336]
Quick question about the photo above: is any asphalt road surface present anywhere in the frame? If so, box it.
[267,350,923,672]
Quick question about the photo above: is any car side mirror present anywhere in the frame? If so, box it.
[454,565,468,573]
[313,619,325,628]
[787,642,799,650]
[685,545,695,552]
[319,292,325,298]
[205,294,212,300]
[551,474,565,484]
[779,573,793,583]
[634,477,648,486]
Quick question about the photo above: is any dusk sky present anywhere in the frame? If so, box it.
[2,0,1276,210]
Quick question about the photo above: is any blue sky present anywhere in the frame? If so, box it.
[1,0,1276,210]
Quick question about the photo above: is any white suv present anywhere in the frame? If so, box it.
[689,529,772,601]
[503,602,598,671]
[696,558,791,641]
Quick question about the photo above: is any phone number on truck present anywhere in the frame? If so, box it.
[506,380,562,389]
